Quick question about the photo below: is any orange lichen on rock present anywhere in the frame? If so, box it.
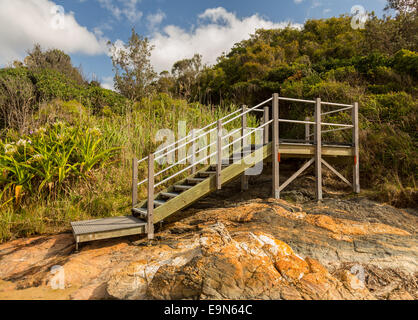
[252,232,294,259]
[275,255,310,281]
[221,202,269,222]
[305,214,410,236]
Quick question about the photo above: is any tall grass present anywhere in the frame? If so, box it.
[0,93,255,242]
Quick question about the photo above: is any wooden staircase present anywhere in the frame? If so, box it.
[71,94,360,250]
[132,143,271,224]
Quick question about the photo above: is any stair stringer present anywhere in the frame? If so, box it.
[149,142,272,224]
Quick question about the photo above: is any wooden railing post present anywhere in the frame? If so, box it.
[264,106,269,144]
[217,120,222,190]
[132,158,138,208]
[352,102,360,193]
[241,106,249,191]
[305,117,310,143]
[147,154,155,240]
[272,93,280,199]
[315,98,323,201]
[191,130,196,174]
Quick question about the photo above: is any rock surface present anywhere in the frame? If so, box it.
[0,195,416,300]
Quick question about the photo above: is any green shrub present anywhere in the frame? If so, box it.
[0,68,36,131]
[392,49,418,79]
[0,122,119,205]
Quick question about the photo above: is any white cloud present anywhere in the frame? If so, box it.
[294,0,304,3]
[150,7,302,73]
[97,0,143,23]
[101,76,115,90]
[0,0,107,66]
[146,10,166,30]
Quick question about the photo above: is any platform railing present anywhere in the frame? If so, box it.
[132,94,360,238]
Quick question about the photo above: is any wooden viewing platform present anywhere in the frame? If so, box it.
[71,94,360,250]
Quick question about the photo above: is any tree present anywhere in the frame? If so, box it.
[171,54,203,100]
[385,0,418,14]
[24,44,85,85]
[108,28,157,101]
[368,0,418,53]
[155,71,175,95]
[0,68,36,132]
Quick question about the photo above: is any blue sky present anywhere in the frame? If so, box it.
[0,0,388,89]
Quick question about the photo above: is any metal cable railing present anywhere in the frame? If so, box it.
[134,97,274,188]
[137,107,245,165]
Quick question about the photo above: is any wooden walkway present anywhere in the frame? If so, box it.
[71,94,360,250]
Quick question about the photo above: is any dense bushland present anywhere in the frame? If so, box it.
[180,13,417,206]
[0,54,242,240]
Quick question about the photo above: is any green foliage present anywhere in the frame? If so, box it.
[24,44,85,85]
[171,54,203,100]
[0,66,129,132]
[33,68,81,101]
[0,122,119,205]
[392,49,418,78]
[0,93,244,242]
[182,13,417,200]
[33,68,128,114]
[108,28,157,101]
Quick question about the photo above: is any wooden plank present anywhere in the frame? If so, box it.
[321,159,352,187]
[174,185,193,191]
[161,192,180,198]
[352,102,360,193]
[187,177,205,184]
[272,93,280,199]
[132,158,138,208]
[200,171,217,177]
[315,98,323,201]
[78,226,146,244]
[153,143,272,224]
[279,158,315,192]
[191,130,197,174]
[278,144,354,157]
[147,154,154,240]
[132,207,147,219]
[154,200,165,206]
[72,216,145,235]
[241,106,248,191]
[135,164,212,210]
[217,120,222,190]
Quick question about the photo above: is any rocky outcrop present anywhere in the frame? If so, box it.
[0,197,416,300]
[144,223,375,300]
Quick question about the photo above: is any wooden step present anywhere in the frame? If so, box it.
[230,153,244,159]
[187,177,205,184]
[154,200,166,207]
[132,207,147,218]
[71,216,146,251]
[174,185,193,191]
[147,143,272,224]
[210,164,229,170]
[199,171,217,177]
[161,192,179,199]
